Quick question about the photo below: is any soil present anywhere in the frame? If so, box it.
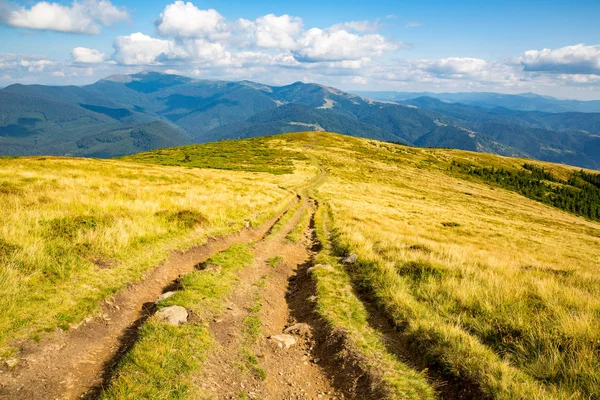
[198,199,345,400]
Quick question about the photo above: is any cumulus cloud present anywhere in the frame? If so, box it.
[521,44,600,74]
[0,53,56,72]
[415,57,489,77]
[294,28,400,62]
[148,2,398,64]
[112,33,187,65]
[0,0,128,34]
[253,14,304,49]
[156,2,228,40]
[72,47,106,63]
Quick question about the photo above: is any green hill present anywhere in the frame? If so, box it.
[2,132,600,398]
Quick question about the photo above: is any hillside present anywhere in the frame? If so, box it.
[1,72,600,169]
[1,131,599,399]
[0,90,189,157]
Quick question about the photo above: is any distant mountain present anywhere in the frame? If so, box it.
[1,71,599,169]
[0,89,188,157]
[354,90,600,113]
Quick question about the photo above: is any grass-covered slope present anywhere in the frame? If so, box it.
[0,150,313,357]
[2,131,599,398]
[128,131,600,398]
[300,133,600,398]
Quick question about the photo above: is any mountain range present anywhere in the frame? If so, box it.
[1,71,599,169]
[353,90,600,114]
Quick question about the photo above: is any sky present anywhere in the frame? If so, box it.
[0,0,599,99]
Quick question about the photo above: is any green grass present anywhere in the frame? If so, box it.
[239,276,267,381]
[122,136,308,175]
[285,206,311,243]
[267,256,283,268]
[102,244,254,399]
[266,199,302,238]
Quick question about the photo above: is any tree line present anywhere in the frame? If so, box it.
[451,161,600,222]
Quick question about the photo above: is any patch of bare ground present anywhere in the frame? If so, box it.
[285,212,389,400]
[199,199,343,399]
[0,200,297,400]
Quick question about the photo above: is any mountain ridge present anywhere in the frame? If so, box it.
[1,71,599,169]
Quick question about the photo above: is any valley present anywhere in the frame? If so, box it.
[1,132,599,399]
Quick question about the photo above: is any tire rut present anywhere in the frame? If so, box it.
[199,198,344,400]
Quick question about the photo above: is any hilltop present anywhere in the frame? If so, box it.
[0,131,599,399]
[1,72,600,169]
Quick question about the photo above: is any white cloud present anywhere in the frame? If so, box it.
[521,44,600,75]
[3,0,598,98]
[112,33,187,65]
[72,47,106,63]
[415,57,489,77]
[294,28,400,62]
[156,2,228,40]
[253,14,304,50]
[0,0,128,34]
[405,22,423,28]
[150,2,397,64]
[92,0,129,26]
[351,76,368,84]
[0,53,59,75]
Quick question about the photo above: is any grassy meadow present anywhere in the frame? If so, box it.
[0,154,312,357]
[2,131,600,399]
[292,132,600,398]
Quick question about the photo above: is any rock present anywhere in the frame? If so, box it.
[203,264,222,273]
[269,334,297,349]
[245,220,251,228]
[155,291,176,304]
[155,305,188,325]
[283,323,311,336]
[342,253,358,265]
[306,264,334,275]
[5,358,18,368]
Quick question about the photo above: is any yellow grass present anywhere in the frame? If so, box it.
[3,131,600,399]
[292,132,600,398]
[0,156,311,356]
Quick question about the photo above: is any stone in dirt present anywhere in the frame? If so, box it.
[269,334,297,349]
[155,291,176,304]
[283,323,311,336]
[155,305,188,325]
[342,253,358,264]
[203,264,222,273]
[5,358,18,368]
[306,264,334,275]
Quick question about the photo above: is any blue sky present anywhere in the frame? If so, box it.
[1,0,599,99]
